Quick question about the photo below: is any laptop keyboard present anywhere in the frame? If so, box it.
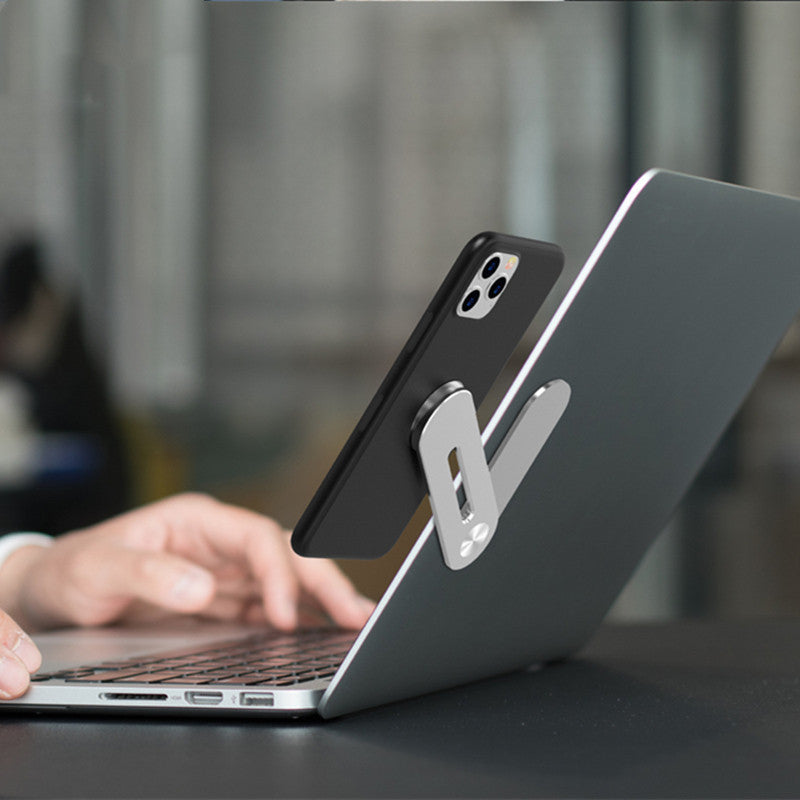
[31,628,357,687]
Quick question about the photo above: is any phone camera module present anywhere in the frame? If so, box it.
[488,277,507,299]
[481,256,501,280]
[461,289,481,312]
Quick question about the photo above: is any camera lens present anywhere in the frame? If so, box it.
[461,289,480,312]
[488,277,507,299]
[481,256,501,280]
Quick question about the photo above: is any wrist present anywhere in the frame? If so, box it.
[0,539,52,631]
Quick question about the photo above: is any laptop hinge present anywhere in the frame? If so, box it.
[411,378,571,570]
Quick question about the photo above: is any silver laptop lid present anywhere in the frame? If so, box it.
[321,170,800,718]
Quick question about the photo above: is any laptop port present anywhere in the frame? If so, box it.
[101,693,168,701]
[240,692,274,707]
[185,691,223,706]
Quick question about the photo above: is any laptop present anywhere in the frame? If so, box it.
[7,169,800,719]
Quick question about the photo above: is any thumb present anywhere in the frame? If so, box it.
[91,548,217,613]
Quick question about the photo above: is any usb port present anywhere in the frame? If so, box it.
[185,691,223,706]
[240,692,274,707]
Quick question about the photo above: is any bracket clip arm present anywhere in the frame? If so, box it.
[412,379,570,570]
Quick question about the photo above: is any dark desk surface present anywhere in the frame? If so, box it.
[2,619,799,798]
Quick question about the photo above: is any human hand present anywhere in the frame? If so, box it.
[0,608,41,699]
[0,493,375,636]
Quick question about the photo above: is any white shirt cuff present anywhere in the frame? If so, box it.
[0,533,53,574]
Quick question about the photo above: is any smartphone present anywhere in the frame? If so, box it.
[291,232,563,559]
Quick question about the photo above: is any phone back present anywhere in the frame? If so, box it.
[292,233,564,559]
[320,171,800,718]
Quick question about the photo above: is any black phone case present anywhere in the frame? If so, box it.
[291,232,563,559]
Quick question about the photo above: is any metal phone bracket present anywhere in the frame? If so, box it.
[411,378,571,571]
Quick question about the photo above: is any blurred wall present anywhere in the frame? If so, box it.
[1,0,799,614]
[204,3,621,425]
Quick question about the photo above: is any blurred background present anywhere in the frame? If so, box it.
[0,0,798,619]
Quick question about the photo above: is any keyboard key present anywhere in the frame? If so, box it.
[124,669,208,683]
[66,669,151,683]
[46,628,356,688]
[211,673,283,686]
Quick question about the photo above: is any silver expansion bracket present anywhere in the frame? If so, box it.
[411,378,571,570]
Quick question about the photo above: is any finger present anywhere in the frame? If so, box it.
[152,496,302,630]
[0,645,30,700]
[252,537,299,631]
[85,547,217,614]
[0,610,40,672]
[296,603,333,629]
[242,602,267,625]
[213,577,261,599]
[0,610,41,700]
[114,601,181,625]
[293,557,375,629]
[195,595,253,621]
[120,585,264,624]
